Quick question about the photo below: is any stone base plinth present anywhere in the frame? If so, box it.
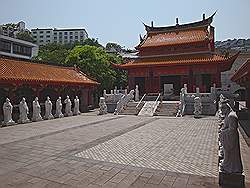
[219,172,245,187]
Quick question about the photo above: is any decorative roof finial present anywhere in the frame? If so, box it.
[151,21,154,27]
[139,34,143,43]
[176,17,179,26]
[203,13,206,21]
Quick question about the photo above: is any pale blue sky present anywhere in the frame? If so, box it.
[1,0,249,48]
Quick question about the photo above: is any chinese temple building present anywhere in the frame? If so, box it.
[114,13,239,95]
[231,59,250,114]
[0,56,99,117]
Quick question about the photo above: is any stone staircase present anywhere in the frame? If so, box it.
[119,101,145,115]
[138,101,160,117]
[155,101,179,116]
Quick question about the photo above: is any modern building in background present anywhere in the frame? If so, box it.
[0,34,38,59]
[31,28,88,46]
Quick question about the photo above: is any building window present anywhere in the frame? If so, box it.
[64,32,68,35]
[40,35,43,38]
[54,37,57,40]
[40,40,43,42]
[46,40,50,42]
[46,31,51,33]
[13,43,32,56]
[39,31,44,34]
[32,31,37,34]
[46,35,50,38]
[70,36,73,39]
[64,36,68,39]
[0,40,11,53]
[33,36,37,38]
[59,32,62,35]
[54,32,57,35]
[75,36,78,39]
[70,32,73,35]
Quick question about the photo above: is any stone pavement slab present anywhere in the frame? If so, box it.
[0,113,248,187]
[75,118,218,177]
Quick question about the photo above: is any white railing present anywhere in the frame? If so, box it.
[136,93,146,112]
[114,90,134,115]
[152,93,161,114]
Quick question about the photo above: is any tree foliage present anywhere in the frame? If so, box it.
[106,42,124,53]
[65,45,120,91]
[16,31,35,43]
[32,43,71,65]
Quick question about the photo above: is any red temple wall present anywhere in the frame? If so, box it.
[127,64,221,93]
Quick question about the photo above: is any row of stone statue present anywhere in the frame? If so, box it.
[2,96,81,126]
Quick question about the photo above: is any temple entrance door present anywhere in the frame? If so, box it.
[202,74,212,92]
[160,75,181,95]
[134,77,145,95]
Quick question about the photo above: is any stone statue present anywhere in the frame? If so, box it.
[55,97,64,118]
[73,96,81,115]
[64,95,73,117]
[219,100,243,174]
[135,85,140,102]
[99,97,107,115]
[193,96,202,118]
[44,96,54,120]
[2,98,16,126]
[32,97,43,122]
[18,97,31,124]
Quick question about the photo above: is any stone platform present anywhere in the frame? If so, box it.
[0,113,249,188]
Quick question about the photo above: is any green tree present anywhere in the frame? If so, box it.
[65,45,117,91]
[32,43,71,65]
[81,38,103,48]
[106,42,124,53]
[16,31,35,43]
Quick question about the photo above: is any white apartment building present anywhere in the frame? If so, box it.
[0,34,38,59]
[31,28,88,46]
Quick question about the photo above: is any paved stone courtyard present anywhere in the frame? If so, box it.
[0,113,249,188]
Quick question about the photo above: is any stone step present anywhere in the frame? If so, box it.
[155,102,179,116]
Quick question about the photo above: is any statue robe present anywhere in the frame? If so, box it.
[219,111,243,174]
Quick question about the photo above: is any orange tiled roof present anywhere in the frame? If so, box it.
[140,29,208,48]
[0,57,99,85]
[114,53,239,69]
[231,59,250,84]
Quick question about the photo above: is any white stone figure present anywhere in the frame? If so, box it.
[55,97,64,118]
[103,90,107,97]
[114,86,118,94]
[124,89,128,95]
[64,96,73,117]
[219,100,243,174]
[99,97,107,115]
[111,90,114,94]
[2,98,16,126]
[135,85,140,102]
[32,97,43,122]
[193,96,202,118]
[44,96,54,120]
[18,97,31,124]
[176,90,185,117]
[73,96,81,115]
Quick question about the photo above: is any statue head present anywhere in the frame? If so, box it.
[47,96,50,100]
[22,97,26,102]
[66,95,69,99]
[76,96,78,99]
[99,97,105,103]
[35,97,38,101]
[6,98,10,102]
[58,96,61,100]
